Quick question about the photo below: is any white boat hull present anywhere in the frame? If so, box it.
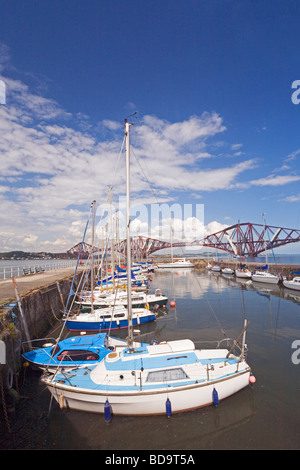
[157,259,194,269]
[252,272,279,284]
[283,277,300,291]
[45,369,250,415]
[235,269,252,279]
[43,340,251,416]
[211,265,221,272]
[222,268,234,275]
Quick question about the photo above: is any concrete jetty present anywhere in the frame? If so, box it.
[0,266,82,306]
[0,266,84,394]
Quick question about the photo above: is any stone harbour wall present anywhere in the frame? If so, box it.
[0,276,75,393]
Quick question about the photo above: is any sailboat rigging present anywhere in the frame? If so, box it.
[251,214,280,284]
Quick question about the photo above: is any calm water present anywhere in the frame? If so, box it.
[1,268,300,450]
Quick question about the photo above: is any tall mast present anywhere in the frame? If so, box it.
[91,200,96,315]
[125,119,133,348]
[109,187,116,292]
[262,213,268,266]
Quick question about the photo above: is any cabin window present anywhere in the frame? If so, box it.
[146,368,188,382]
[57,350,100,361]
[114,313,125,318]
[51,344,60,355]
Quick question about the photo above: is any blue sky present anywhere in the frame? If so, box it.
[0,0,300,253]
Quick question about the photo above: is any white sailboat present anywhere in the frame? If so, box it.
[222,267,234,275]
[235,264,252,279]
[251,270,279,284]
[211,264,221,272]
[157,220,194,269]
[251,215,279,285]
[42,119,254,417]
[283,276,300,291]
[157,257,194,268]
[74,288,168,310]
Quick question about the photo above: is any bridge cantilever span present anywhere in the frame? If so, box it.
[67,222,300,259]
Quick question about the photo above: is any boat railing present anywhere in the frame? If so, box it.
[194,337,248,357]
[0,261,77,280]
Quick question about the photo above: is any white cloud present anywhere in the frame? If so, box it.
[0,67,287,252]
[285,149,300,162]
[281,193,300,202]
[250,175,300,187]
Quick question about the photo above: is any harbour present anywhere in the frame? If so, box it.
[0,258,300,450]
[2,0,300,454]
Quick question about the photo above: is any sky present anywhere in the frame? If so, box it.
[0,0,300,254]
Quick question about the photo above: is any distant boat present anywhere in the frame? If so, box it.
[235,267,252,279]
[156,219,193,269]
[252,269,279,285]
[211,264,221,272]
[157,258,194,268]
[283,276,300,291]
[251,214,280,285]
[222,267,234,275]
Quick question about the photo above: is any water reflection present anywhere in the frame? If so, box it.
[47,387,257,450]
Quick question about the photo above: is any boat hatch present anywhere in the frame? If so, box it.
[146,368,189,382]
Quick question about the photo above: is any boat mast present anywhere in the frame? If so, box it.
[125,119,134,349]
[262,213,268,266]
[91,200,96,315]
[109,187,116,292]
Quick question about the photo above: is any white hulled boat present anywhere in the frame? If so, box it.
[283,276,300,291]
[235,267,252,279]
[157,258,194,268]
[251,215,279,285]
[252,270,279,284]
[222,267,234,275]
[42,336,252,416]
[75,288,168,310]
[211,264,221,272]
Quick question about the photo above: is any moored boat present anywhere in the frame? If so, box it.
[157,258,194,268]
[42,337,252,416]
[75,288,168,311]
[235,268,252,279]
[22,332,138,373]
[65,305,156,332]
[222,267,234,275]
[252,270,279,284]
[283,276,300,291]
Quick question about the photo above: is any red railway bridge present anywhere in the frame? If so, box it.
[67,222,300,259]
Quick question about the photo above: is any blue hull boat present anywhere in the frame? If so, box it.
[22,333,141,373]
[66,313,156,331]
[65,306,156,332]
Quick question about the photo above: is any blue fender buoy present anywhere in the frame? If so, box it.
[212,388,219,406]
[104,399,111,423]
[166,397,172,417]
